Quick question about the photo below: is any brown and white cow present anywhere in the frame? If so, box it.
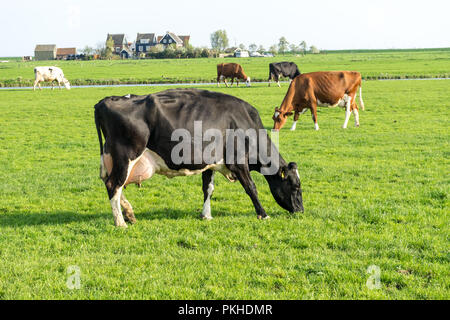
[272,71,365,131]
[217,63,251,87]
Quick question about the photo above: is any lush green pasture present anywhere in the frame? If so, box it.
[0,80,448,299]
[1,49,450,87]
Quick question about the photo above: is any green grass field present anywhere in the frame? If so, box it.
[0,78,448,299]
[1,48,450,87]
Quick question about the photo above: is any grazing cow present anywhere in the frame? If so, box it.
[268,62,301,87]
[217,63,251,87]
[95,89,303,227]
[33,66,70,91]
[272,71,365,131]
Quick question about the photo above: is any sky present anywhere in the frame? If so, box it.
[1,0,449,56]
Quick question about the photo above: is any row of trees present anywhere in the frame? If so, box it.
[210,30,320,55]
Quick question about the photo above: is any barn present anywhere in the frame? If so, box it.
[56,48,76,60]
[34,44,57,60]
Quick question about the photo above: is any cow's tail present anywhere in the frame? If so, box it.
[358,85,365,111]
[94,105,104,155]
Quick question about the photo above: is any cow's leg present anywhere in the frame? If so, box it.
[268,73,272,87]
[51,81,55,90]
[224,78,229,88]
[290,111,300,131]
[277,74,281,87]
[104,157,131,228]
[342,96,352,129]
[57,80,62,89]
[230,77,234,87]
[311,104,319,130]
[217,75,221,87]
[121,193,136,224]
[201,170,215,220]
[291,108,308,131]
[230,164,268,219]
[33,80,38,91]
[352,102,360,127]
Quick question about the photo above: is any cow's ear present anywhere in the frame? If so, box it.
[288,162,297,170]
[285,111,293,116]
[279,166,288,179]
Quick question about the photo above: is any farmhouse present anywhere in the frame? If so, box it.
[34,44,57,60]
[135,33,157,54]
[106,34,128,54]
[56,48,76,60]
[158,31,189,48]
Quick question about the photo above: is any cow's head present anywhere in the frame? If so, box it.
[268,162,303,213]
[63,78,71,90]
[272,107,292,131]
[245,76,251,87]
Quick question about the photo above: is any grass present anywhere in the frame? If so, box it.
[0,79,449,299]
[1,48,450,87]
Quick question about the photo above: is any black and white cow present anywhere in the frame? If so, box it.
[95,89,303,227]
[268,62,301,87]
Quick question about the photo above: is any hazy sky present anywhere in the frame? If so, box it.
[1,0,449,56]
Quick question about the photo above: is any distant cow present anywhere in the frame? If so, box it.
[272,71,365,131]
[217,63,251,87]
[268,62,301,87]
[95,89,303,227]
[33,66,70,91]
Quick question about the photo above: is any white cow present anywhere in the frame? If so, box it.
[33,66,70,91]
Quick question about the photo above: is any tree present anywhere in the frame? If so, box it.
[95,42,106,58]
[310,45,320,54]
[210,30,229,52]
[290,44,300,53]
[239,43,246,50]
[81,45,94,56]
[269,45,278,55]
[249,43,257,52]
[278,37,289,54]
[105,35,114,59]
[300,41,307,55]
[257,45,265,54]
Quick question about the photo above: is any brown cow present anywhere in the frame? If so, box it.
[217,63,251,87]
[272,71,365,131]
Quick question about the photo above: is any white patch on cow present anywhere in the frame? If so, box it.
[124,148,235,183]
[342,96,352,129]
[290,121,297,131]
[314,123,319,131]
[300,108,308,115]
[295,169,300,179]
[246,76,251,87]
[202,175,214,220]
[353,109,360,127]
[317,94,350,108]
[124,94,131,98]
[110,187,127,228]
[274,111,280,118]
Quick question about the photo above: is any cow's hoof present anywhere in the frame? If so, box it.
[124,213,136,224]
[355,123,360,127]
[257,215,270,220]
[200,215,213,221]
